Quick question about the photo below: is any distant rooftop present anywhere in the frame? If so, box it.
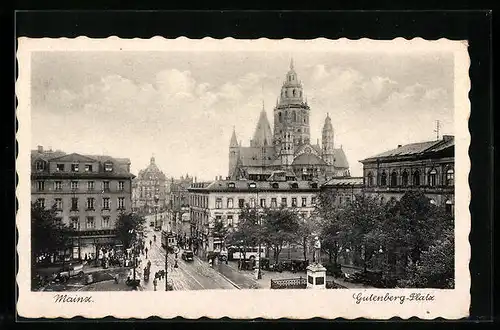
[361,135,454,162]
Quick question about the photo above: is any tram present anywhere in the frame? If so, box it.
[161,230,177,253]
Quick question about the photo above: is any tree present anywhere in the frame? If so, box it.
[335,194,386,272]
[115,212,146,249]
[31,202,72,266]
[261,207,300,264]
[225,206,260,260]
[398,227,454,288]
[294,214,317,262]
[314,190,342,264]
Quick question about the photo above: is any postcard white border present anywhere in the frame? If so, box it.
[16,37,470,319]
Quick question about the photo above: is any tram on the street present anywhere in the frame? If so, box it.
[161,231,177,252]
[227,246,266,261]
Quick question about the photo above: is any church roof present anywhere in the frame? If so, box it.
[251,109,273,147]
[238,146,276,166]
[230,127,238,147]
[333,148,349,168]
[292,153,327,166]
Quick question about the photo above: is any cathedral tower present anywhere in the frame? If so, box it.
[321,113,335,165]
[273,59,311,154]
[228,127,239,177]
[281,128,294,167]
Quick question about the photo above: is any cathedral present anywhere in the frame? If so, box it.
[228,60,350,182]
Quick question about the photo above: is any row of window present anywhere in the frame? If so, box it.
[36,180,125,192]
[366,168,454,188]
[36,197,126,210]
[214,196,316,209]
[69,216,112,230]
[277,110,308,124]
[35,161,113,173]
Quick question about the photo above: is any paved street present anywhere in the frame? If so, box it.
[137,228,237,291]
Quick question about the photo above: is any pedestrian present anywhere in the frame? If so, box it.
[150,240,152,247]
[145,247,148,258]
[153,278,158,291]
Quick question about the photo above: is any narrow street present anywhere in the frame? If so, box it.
[138,228,237,291]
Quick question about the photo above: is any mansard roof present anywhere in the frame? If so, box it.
[48,153,97,163]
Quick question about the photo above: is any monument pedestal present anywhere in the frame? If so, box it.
[306,263,326,289]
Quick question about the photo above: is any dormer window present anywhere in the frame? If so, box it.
[71,163,79,172]
[104,162,113,172]
[248,182,256,189]
[56,164,65,172]
[35,161,46,171]
[291,182,299,189]
[228,182,235,188]
[310,182,318,189]
[272,182,279,189]
[85,164,93,172]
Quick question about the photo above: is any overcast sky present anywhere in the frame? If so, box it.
[31,49,454,180]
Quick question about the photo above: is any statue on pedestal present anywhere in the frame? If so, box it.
[313,236,321,265]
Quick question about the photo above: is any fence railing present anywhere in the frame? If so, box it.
[326,280,347,289]
[270,277,347,289]
[270,277,307,289]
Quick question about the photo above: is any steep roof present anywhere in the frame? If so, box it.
[238,146,277,166]
[230,128,238,148]
[49,153,97,163]
[292,153,326,166]
[333,148,349,168]
[251,109,273,147]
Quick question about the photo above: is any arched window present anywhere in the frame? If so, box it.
[428,169,437,186]
[367,172,374,187]
[402,170,409,186]
[446,168,454,186]
[390,171,398,186]
[278,112,282,123]
[413,170,421,186]
[380,171,387,186]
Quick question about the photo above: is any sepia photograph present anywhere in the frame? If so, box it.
[16,37,470,319]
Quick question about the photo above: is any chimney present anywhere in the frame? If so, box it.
[397,144,402,148]
[37,145,43,153]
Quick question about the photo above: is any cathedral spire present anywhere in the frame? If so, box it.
[230,126,238,148]
[251,107,273,147]
[290,57,294,70]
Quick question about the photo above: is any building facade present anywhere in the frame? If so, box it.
[229,60,350,182]
[320,177,364,207]
[166,174,194,236]
[359,135,455,214]
[188,176,321,257]
[131,156,167,214]
[31,146,134,260]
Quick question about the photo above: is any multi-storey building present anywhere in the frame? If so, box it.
[31,146,134,260]
[188,172,321,257]
[131,156,167,214]
[359,135,455,214]
[320,177,364,207]
[166,174,194,235]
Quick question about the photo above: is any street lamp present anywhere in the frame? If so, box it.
[128,229,137,281]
